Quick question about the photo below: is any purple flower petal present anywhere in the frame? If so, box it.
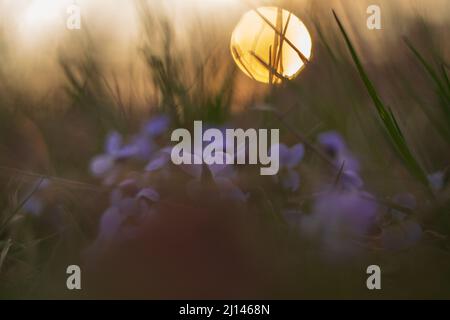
[336,153,360,172]
[304,190,378,258]
[90,155,114,177]
[214,177,248,203]
[111,140,139,159]
[23,197,44,216]
[29,178,51,191]
[428,171,444,191]
[118,178,137,189]
[274,144,304,169]
[146,152,170,172]
[281,169,300,192]
[204,151,234,177]
[318,131,360,171]
[137,188,160,202]
[318,131,346,156]
[341,170,364,189]
[285,144,305,169]
[276,144,290,166]
[179,151,234,179]
[106,131,123,154]
[117,178,139,198]
[313,190,378,238]
[98,207,123,239]
[110,188,123,206]
[144,115,170,136]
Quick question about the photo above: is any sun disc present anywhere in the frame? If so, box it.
[230,7,312,84]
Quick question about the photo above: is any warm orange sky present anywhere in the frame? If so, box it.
[2,0,448,48]
[0,0,448,106]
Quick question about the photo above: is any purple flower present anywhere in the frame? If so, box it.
[318,131,360,172]
[339,170,364,190]
[381,193,422,251]
[90,132,134,177]
[19,178,66,232]
[109,177,160,205]
[428,171,445,191]
[22,196,44,216]
[145,147,172,172]
[198,124,249,162]
[279,143,305,168]
[129,134,156,160]
[107,186,159,235]
[85,185,160,258]
[143,115,170,137]
[21,178,51,216]
[90,131,157,184]
[90,115,172,184]
[110,178,140,206]
[299,189,378,259]
[180,151,248,203]
[106,132,142,159]
[272,143,304,192]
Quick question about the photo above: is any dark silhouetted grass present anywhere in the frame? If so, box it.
[404,37,450,129]
[333,10,430,191]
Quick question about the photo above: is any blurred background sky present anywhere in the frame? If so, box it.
[0,0,448,108]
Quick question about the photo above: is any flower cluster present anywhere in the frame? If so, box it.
[284,131,427,259]
[18,115,436,262]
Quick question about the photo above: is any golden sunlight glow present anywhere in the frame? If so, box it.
[19,0,70,39]
[230,7,312,84]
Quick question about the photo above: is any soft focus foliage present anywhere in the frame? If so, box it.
[0,0,450,299]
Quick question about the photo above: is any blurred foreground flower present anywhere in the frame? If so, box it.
[317,131,364,190]
[318,131,360,172]
[428,170,447,191]
[181,151,248,203]
[273,143,304,192]
[86,180,160,258]
[143,115,170,137]
[20,178,65,232]
[21,178,51,216]
[90,115,170,185]
[293,188,378,259]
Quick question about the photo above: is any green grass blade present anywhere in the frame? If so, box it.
[404,38,450,118]
[0,238,12,274]
[442,63,450,92]
[332,10,430,189]
[0,177,45,236]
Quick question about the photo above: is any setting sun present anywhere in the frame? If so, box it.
[19,0,69,38]
[230,7,312,84]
